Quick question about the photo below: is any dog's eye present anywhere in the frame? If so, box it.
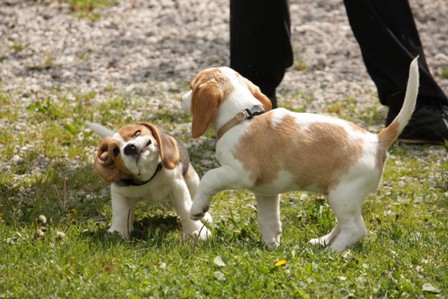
[133,130,141,138]
[113,147,120,157]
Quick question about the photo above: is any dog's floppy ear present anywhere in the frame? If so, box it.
[93,137,133,182]
[137,122,180,170]
[242,77,272,111]
[93,137,122,182]
[191,82,223,138]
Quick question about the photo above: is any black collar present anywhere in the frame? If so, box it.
[118,162,163,187]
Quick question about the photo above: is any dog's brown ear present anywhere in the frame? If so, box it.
[242,77,272,111]
[107,139,133,179]
[137,122,180,170]
[191,82,223,138]
[93,137,122,182]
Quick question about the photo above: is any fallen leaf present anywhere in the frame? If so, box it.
[214,271,226,281]
[213,256,226,267]
[422,283,440,293]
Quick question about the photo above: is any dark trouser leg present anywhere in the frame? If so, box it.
[343,0,448,120]
[230,0,293,108]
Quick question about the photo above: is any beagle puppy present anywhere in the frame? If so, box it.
[87,121,212,240]
[181,58,419,251]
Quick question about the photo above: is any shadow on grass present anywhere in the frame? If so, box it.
[79,214,180,245]
[0,163,107,226]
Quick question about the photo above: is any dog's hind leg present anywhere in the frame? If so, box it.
[324,186,368,252]
[309,224,341,248]
[255,194,282,249]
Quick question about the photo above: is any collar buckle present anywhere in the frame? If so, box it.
[245,105,265,119]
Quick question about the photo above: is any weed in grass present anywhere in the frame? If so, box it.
[292,47,308,72]
[325,95,357,115]
[358,102,388,127]
[67,0,117,19]
[281,90,314,113]
[76,51,92,61]
[26,95,61,120]
[294,58,308,72]
[27,55,54,71]
[440,68,448,80]
[10,42,26,53]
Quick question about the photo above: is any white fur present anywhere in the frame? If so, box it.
[86,121,115,137]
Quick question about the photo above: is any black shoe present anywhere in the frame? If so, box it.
[386,104,448,144]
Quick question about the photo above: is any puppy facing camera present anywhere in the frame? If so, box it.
[87,121,212,240]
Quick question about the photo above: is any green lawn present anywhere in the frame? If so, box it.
[0,83,447,298]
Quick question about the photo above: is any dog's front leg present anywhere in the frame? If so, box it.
[255,194,282,248]
[170,180,211,240]
[108,189,139,239]
[191,166,245,220]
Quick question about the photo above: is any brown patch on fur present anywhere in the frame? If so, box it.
[233,114,364,191]
[183,165,196,180]
[190,68,234,138]
[239,75,272,111]
[377,119,400,148]
[376,148,387,174]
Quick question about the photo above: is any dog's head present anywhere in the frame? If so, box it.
[181,67,272,138]
[93,122,180,183]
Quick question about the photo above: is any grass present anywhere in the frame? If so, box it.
[0,84,447,298]
[67,0,117,20]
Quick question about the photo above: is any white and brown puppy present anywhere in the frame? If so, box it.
[181,58,419,251]
[87,121,212,240]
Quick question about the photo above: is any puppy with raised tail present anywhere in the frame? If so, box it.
[181,57,419,251]
[87,121,212,240]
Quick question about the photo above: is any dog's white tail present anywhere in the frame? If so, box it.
[86,121,115,138]
[378,57,420,148]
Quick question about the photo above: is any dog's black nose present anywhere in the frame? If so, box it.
[124,144,138,155]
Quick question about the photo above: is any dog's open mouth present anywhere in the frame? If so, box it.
[142,139,152,152]
[137,139,152,159]
[135,139,153,173]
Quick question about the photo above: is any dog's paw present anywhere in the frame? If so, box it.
[108,227,130,240]
[191,225,212,240]
[265,241,280,249]
[263,235,281,249]
[190,204,209,220]
[201,212,213,225]
[309,237,328,247]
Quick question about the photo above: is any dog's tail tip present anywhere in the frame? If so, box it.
[86,121,115,138]
[378,56,420,148]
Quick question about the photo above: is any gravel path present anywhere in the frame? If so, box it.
[1,0,447,103]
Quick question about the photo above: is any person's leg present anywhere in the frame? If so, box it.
[230,0,293,108]
[344,0,448,143]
